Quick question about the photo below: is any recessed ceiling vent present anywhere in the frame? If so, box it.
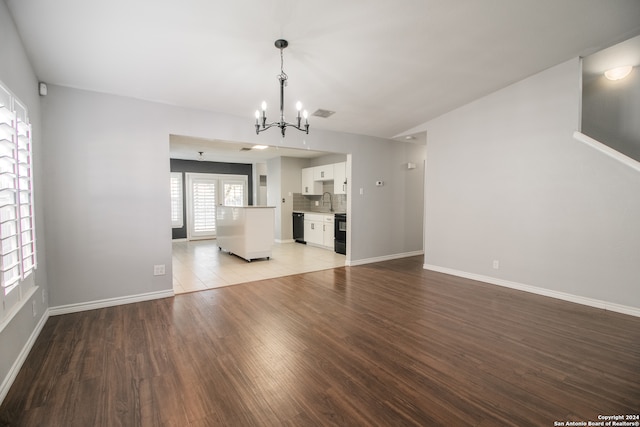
[312,109,335,118]
[240,147,252,151]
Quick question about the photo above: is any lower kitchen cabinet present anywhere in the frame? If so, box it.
[304,218,323,246]
[216,206,274,261]
[323,215,334,248]
[303,213,334,248]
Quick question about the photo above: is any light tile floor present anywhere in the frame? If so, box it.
[172,240,346,294]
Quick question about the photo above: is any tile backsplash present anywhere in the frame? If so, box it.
[293,182,347,213]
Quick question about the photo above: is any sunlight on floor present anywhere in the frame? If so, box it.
[172,240,346,294]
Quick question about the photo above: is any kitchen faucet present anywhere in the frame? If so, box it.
[322,192,334,212]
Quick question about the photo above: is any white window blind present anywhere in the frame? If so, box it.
[191,179,217,235]
[170,172,183,228]
[0,81,36,318]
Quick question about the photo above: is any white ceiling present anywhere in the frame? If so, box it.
[5,0,640,142]
[169,134,329,162]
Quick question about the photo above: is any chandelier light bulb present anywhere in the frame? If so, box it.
[261,101,267,111]
[255,110,260,119]
[296,101,302,111]
[303,110,308,119]
[604,65,633,81]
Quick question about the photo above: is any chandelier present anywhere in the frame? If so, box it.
[255,39,309,137]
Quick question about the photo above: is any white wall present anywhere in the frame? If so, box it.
[582,67,640,162]
[265,156,282,238]
[0,0,49,401]
[348,138,426,261]
[42,86,174,307]
[41,84,424,306]
[422,58,640,311]
[280,157,308,242]
[254,162,267,206]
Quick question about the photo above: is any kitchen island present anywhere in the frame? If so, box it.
[216,206,275,262]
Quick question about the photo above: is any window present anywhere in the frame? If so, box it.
[170,172,183,228]
[223,180,245,206]
[0,81,36,321]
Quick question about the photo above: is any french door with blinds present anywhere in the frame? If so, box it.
[185,173,248,240]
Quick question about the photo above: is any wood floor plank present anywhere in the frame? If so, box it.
[1,256,639,426]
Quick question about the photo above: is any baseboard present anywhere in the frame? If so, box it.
[424,264,640,318]
[0,308,49,405]
[275,239,295,244]
[49,289,175,316]
[347,250,424,267]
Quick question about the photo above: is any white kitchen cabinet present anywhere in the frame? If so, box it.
[322,215,334,248]
[304,214,323,246]
[333,162,347,194]
[301,167,322,195]
[313,164,334,181]
[304,213,334,248]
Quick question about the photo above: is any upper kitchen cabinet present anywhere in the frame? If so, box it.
[301,167,322,195]
[313,164,334,181]
[334,162,347,195]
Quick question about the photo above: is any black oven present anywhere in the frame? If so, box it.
[334,213,346,254]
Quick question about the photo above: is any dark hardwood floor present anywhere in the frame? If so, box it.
[1,256,639,426]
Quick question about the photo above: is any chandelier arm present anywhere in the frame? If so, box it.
[256,121,309,135]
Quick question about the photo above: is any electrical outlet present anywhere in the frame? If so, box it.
[492,260,500,269]
[32,300,37,317]
[153,264,166,276]
[315,201,319,206]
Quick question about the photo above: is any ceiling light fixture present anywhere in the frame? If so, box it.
[197,151,205,161]
[252,145,269,150]
[255,39,309,137]
[604,65,633,81]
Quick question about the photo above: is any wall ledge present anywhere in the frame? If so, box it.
[0,308,49,405]
[573,131,640,172]
[424,264,640,318]
[0,286,38,335]
[49,289,175,316]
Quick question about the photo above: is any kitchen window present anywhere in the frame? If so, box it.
[0,81,37,324]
